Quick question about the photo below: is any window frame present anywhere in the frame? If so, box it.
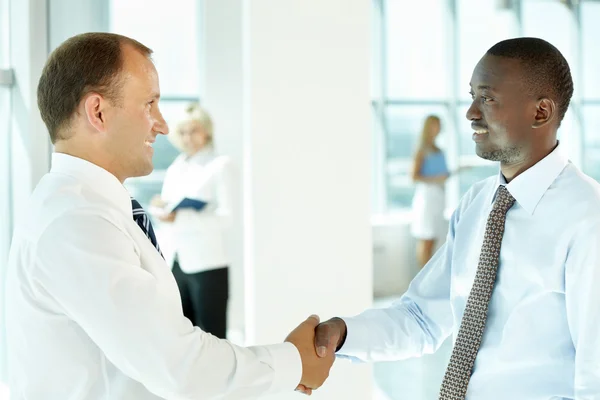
[373,0,594,215]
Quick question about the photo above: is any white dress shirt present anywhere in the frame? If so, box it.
[160,149,233,273]
[5,153,301,400]
[341,144,600,399]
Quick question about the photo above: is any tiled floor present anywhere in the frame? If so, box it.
[371,296,452,400]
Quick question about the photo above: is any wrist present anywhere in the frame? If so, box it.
[331,317,347,352]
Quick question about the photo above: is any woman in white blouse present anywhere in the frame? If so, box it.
[152,104,234,338]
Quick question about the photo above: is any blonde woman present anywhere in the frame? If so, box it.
[151,104,233,338]
[410,115,449,268]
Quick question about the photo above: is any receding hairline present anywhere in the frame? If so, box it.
[116,38,156,79]
[117,34,153,56]
[109,36,155,87]
[120,38,153,58]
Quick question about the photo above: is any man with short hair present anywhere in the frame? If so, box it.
[5,32,333,399]
[312,37,600,399]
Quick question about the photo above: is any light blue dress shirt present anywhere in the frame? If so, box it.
[341,144,600,399]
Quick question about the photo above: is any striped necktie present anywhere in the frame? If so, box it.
[131,198,164,258]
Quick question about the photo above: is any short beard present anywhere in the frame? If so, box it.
[477,145,522,164]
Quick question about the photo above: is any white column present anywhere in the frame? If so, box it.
[9,0,50,229]
[204,1,373,398]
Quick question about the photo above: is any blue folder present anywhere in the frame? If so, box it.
[170,198,208,212]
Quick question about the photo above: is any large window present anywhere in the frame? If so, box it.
[582,1,600,101]
[110,0,201,209]
[385,0,449,100]
[581,1,600,181]
[583,106,600,181]
[385,105,450,209]
[373,0,508,214]
[374,0,600,214]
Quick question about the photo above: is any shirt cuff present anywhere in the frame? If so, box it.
[337,316,370,360]
[265,342,302,394]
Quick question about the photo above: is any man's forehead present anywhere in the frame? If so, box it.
[120,54,159,90]
[470,55,524,88]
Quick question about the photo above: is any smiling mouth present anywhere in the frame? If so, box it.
[472,130,489,143]
[144,140,154,148]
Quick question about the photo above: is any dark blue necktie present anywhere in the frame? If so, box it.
[131,198,164,258]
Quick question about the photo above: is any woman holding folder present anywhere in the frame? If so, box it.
[151,104,234,338]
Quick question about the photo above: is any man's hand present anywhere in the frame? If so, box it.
[314,317,347,358]
[285,315,335,395]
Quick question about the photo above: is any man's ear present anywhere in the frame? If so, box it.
[83,93,108,133]
[532,97,556,129]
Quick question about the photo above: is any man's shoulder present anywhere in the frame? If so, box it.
[561,163,600,194]
[8,174,127,284]
[16,173,125,243]
[556,163,600,217]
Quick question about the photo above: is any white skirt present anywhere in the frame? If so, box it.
[411,182,446,240]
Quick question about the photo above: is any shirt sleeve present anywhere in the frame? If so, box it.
[338,207,459,362]
[565,218,600,399]
[32,209,301,400]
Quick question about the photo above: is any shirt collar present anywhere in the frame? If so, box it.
[490,142,569,215]
[50,153,133,216]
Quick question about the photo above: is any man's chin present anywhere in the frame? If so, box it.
[475,145,501,162]
[141,164,154,176]
[129,163,154,180]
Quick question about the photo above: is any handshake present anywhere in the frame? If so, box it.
[284,315,347,396]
